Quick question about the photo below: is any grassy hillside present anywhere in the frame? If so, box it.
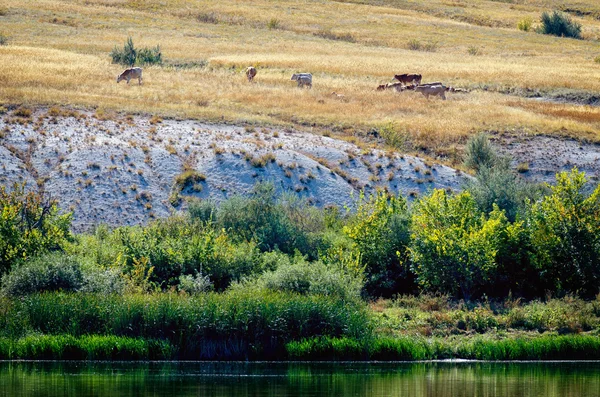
[1,0,600,160]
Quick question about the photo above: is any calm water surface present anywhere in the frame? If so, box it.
[0,361,599,397]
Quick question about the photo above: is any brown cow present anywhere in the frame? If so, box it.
[245,66,257,82]
[394,73,422,86]
[117,67,143,85]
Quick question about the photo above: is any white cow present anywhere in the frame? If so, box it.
[291,73,312,88]
[117,67,143,85]
[415,84,449,100]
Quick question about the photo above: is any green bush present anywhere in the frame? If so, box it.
[528,169,600,297]
[0,183,72,276]
[409,190,518,300]
[187,198,217,223]
[253,257,363,301]
[464,133,545,223]
[517,17,533,32]
[178,273,213,294]
[463,133,498,172]
[80,267,125,294]
[343,191,413,297]
[111,37,162,67]
[135,45,162,65]
[216,183,327,257]
[1,253,83,297]
[116,217,262,291]
[538,11,582,39]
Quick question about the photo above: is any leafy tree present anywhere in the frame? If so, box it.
[409,189,517,300]
[343,191,413,297]
[0,183,72,276]
[528,169,600,297]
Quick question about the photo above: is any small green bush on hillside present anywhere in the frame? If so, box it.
[111,37,162,67]
[538,11,582,39]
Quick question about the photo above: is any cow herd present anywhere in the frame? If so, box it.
[116,66,466,100]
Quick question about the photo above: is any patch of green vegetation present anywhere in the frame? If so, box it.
[111,37,162,67]
[537,11,582,39]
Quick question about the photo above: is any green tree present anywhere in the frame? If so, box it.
[528,169,600,297]
[343,191,413,297]
[0,183,72,275]
[409,189,517,300]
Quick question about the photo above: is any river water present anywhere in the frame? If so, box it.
[0,361,599,397]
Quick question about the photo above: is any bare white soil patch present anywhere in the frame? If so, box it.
[0,108,467,231]
[493,134,600,185]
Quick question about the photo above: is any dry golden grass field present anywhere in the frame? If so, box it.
[1,0,600,162]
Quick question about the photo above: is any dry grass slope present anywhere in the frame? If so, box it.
[1,0,600,160]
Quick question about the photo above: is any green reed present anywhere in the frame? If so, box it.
[1,290,369,359]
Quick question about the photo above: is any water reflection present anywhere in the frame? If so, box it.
[0,361,598,397]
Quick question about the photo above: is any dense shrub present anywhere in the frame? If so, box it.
[1,253,83,297]
[111,37,162,67]
[80,267,125,294]
[463,133,498,172]
[344,191,413,297]
[409,190,519,300]
[528,169,600,298]
[250,256,363,301]
[216,183,327,257]
[517,17,533,32]
[538,11,582,39]
[0,183,72,276]
[116,218,262,291]
[178,273,213,294]
[187,198,216,224]
[464,133,545,222]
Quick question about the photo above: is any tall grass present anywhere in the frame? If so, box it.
[3,290,370,359]
[286,335,600,361]
[2,0,600,154]
[0,335,173,360]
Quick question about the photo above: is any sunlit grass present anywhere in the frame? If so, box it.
[2,0,600,158]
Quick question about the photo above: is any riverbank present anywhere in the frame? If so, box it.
[1,333,599,361]
[0,292,598,361]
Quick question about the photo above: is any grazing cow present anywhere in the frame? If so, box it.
[415,84,449,100]
[291,73,312,88]
[117,67,143,85]
[245,66,257,82]
[394,73,422,86]
[376,82,404,92]
[418,82,443,87]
